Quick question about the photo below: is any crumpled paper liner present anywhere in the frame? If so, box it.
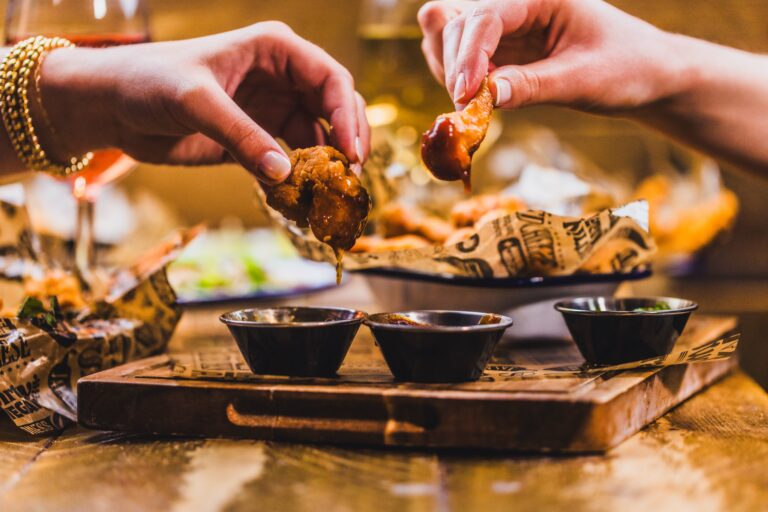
[258,186,655,277]
[0,199,196,434]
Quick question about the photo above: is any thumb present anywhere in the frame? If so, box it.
[180,84,291,184]
[488,58,572,109]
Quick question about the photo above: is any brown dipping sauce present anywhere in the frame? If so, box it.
[334,248,345,285]
[478,314,502,325]
[420,116,472,192]
[420,79,494,194]
[379,313,501,327]
[379,314,431,327]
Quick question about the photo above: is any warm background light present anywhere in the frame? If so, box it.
[1,0,765,279]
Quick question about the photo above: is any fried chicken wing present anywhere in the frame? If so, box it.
[450,194,527,227]
[265,146,371,281]
[350,234,431,253]
[379,203,454,243]
[421,78,494,192]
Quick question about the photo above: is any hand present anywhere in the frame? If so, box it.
[417,0,686,114]
[37,22,369,183]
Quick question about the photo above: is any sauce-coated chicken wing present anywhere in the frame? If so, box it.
[421,79,494,192]
[265,146,370,282]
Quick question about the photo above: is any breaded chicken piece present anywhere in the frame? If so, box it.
[450,194,526,228]
[265,146,370,253]
[379,203,454,243]
[350,234,432,253]
[421,79,494,192]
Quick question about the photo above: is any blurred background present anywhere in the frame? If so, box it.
[0,0,766,385]
[83,0,768,275]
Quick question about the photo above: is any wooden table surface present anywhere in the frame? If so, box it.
[1,276,767,512]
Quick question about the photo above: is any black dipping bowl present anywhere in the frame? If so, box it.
[555,297,698,366]
[220,307,365,377]
[365,311,514,383]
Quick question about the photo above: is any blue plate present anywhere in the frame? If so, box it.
[355,268,651,289]
[177,281,340,307]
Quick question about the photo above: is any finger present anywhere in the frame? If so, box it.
[354,92,370,163]
[123,132,226,166]
[312,120,330,147]
[442,16,465,103]
[421,38,445,85]
[180,83,291,184]
[265,32,361,162]
[417,1,454,84]
[454,6,504,102]
[279,109,327,150]
[324,71,360,163]
[418,1,473,86]
[449,0,559,101]
[489,58,573,109]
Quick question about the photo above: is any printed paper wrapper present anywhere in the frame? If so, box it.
[169,331,739,383]
[258,188,656,278]
[0,199,195,435]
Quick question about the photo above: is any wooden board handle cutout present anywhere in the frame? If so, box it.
[226,402,389,436]
[226,399,431,443]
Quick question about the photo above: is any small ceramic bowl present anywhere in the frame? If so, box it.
[365,310,514,383]
[554,297,698,366]
[220,307,366,377]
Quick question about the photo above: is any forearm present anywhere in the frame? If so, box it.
[0,46,111,177]
[636,33,768,174]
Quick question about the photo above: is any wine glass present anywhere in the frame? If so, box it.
[4,0,150,290]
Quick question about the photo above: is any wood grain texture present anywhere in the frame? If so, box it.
[77,316,738,453]
[1,372,767,512]
[0,296,763,510]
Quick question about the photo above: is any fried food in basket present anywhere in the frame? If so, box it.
[380,203,453,243]
[24,269,86,310]
[351,235,431,253]
[265,146,371,281]
[450,194,527,227]
[421,79,494,192]
[634,173,739,255]
[355,191,528,253]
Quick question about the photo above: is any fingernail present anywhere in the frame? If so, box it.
[453,72,466,103]
[493,78,511,106]
[350,162,362,176]
[259,151,291,182]
[354,136,364,163]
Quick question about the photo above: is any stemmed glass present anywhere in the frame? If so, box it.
[4,0,150,289]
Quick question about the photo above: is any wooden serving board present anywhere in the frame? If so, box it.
[77,315,738,453]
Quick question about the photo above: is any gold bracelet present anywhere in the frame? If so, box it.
[0,36,92,177]
[33,48,69,160]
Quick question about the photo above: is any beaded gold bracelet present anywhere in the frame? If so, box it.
[0,36,92,177]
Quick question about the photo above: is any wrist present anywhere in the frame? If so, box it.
[37,47,118,158]
[616,31,704,125]
[657,32,708,103]
[640,31,747,118]
[26,51,69,163]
